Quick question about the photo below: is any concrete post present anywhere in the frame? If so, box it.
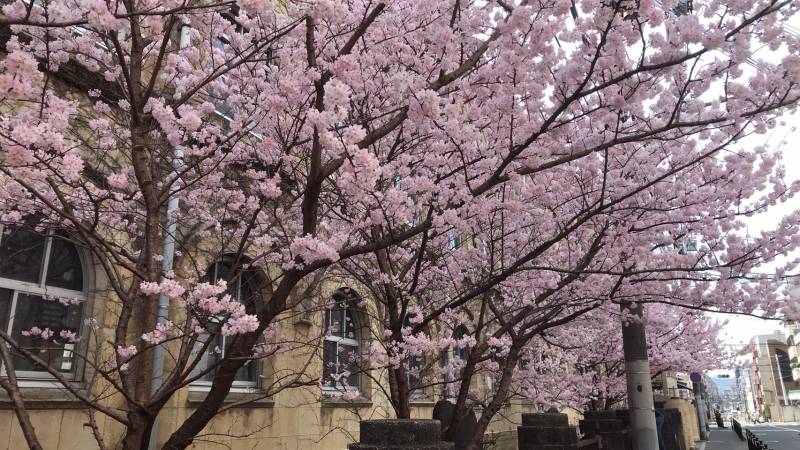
[349,420,454,450]
[621,301,659,450]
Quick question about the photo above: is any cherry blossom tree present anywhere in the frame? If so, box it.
[325,0,800,446]
[518,305,732,412]
[0,0,800,449]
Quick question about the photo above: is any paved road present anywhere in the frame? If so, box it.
[705,423,800,450]
[705,425,747,450]
[743,424,800,450]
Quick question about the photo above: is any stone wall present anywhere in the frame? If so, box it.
[664,398,700,450]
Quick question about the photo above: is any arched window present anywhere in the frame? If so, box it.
[191,259,262,388]
[0,225,87,379]
[322,288,361,393]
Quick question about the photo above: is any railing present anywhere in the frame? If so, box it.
[746,429,771,450]
[732,419,744,440]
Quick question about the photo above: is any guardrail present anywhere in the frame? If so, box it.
[746,429,771,450]
[732,419,744,440]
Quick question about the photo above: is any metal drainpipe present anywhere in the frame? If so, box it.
[148,22,190,450]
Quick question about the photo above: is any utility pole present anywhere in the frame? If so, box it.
[621,301,659,450]
[692,379,709,438]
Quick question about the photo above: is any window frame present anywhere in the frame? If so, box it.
[189,260,261,391]
[0,226,90,382]
[322,291,363,395]
[208,8,274,126]
[447,233,462,250]
[404,352,429,400]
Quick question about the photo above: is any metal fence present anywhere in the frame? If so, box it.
[746,429,771,450]
[732,419,744,441]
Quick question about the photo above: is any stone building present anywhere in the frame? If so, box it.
[0,215,541,450]
[0,10,539,450]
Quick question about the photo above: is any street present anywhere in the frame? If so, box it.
[706,423,800,450]
[745,424,800,450]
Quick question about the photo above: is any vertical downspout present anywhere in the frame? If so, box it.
[148,21,190,450]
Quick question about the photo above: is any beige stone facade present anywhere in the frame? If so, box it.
[0,9,545,449]
[0,254,536,449]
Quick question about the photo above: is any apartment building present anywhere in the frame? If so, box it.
[750,333,800,422]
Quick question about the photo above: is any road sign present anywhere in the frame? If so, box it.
[788,390,800,401]
[690,372,702,383]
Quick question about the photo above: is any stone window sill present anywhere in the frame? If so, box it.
[321,395,373,409]
[0,384,89,410]
[186,390,274,408]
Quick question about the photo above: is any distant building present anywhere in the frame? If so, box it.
[786,322,800,383]
[750,333,800,421]
[736,367,758,418]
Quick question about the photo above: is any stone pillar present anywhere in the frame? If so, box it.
[348,420,455,450]
[579,411,628,450]
[658,408,687,450]
[518,412,578,450]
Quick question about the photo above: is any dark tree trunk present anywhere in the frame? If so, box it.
[389,365,412,418]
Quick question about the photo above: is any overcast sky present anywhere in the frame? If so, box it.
[711,107,800,349]
[696,11,800,351]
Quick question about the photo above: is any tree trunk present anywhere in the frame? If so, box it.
[465,347,520,450]
[389,365,411,418]
[161,332,257,450]
[162,264,302,449]
[122,410,154,450]
[443,352,479,442]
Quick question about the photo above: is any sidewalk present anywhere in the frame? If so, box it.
[700,424,747,450]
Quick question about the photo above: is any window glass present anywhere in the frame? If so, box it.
[406,354,426,398]
[323,340,360,390]
[46,236,84,291]
[210,37,234,117]
[0,227,46,283]
[322,339,338,388]
[338,341,360,388]
[343,309,357,340]
[453,326,469,362]
[0,288,11,334]
[197,331,257,383]
[326,308,344,337]
[0,226,87,380]
[10,293,82,373]
[402,316,426,397]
